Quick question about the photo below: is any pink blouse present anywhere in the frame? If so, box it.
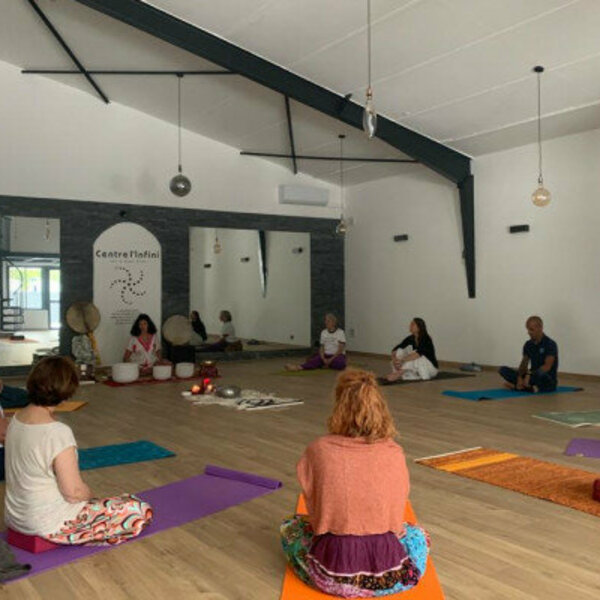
[297,434,409,536]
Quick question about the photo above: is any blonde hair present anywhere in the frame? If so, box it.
[327,369,397,442]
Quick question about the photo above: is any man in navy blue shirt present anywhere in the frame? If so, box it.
[499,316,558,393]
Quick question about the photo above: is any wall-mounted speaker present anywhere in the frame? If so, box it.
[393,234,409,242]
[509,225,530,233]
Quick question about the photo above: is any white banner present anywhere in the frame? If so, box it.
[93,223,161,365]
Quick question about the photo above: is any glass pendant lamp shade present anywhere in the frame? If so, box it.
[532,183,551,207]
[170,170,191,197]
[336,218,348,235]
[363,87,377,138]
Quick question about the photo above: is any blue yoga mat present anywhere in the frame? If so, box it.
[442,386,583,401]
[78,440,175,471]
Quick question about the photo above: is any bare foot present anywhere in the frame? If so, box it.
[386,371,403,382]
[503,382,516,390]
[285,364,302,371]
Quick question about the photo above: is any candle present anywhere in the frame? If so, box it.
[191,384,201,395]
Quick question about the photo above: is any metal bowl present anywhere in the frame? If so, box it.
[216,385,241,399]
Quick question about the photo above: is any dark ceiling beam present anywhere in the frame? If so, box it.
[27,0,109,104]
[73,0,470,184]
[22,69,233,76]
[72,0,476,297]
[284,96,298,175]
[241,151,418,164]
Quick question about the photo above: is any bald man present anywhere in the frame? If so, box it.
[499,316,558,393]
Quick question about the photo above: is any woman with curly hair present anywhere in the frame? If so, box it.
[281,369,429,597]
[4,356,152,545]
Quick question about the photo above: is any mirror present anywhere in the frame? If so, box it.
[0,216,61,367]
[189,227,311,348]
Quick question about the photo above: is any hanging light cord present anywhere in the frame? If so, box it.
[366,0,372,89]
[177,74,183,174]
[536,70,543,185]
[339,135,345,218]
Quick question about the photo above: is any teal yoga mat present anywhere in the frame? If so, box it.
[443,386,583,401]
[78,440,175,471]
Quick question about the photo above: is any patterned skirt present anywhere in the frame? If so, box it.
[44,494,153,546]
[281,515,430,598]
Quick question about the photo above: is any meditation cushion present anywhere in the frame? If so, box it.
[593,479,600,502]
[7,529,59,553]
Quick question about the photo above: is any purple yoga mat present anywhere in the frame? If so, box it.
[565,438,600,458]
[2,465,282,582]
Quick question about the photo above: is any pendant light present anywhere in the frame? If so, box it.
[169,74,192,197]
[336,135,348,235]
[362,0,377,138]
[531,66,550,207]
[213,229,222,254]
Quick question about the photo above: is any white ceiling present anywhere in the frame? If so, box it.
[3,0,600,185]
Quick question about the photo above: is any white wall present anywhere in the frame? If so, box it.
[190,228,310,345]
[0,60,339,218]
[345,127,600,375]
[8,217,60,254]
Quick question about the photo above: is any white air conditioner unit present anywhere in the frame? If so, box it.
[278,185,329,207]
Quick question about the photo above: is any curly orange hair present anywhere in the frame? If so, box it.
[327,369,397,442]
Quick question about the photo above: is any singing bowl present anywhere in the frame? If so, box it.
[216,385,241,399]
[175,362,195,379]
[153,364,173,380]
[112,362,139,384]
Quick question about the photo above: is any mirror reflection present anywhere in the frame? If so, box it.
[189,228,311,350]
[0,216,61,367]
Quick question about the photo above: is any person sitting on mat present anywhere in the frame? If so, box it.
[198,310,242,352]
[499,315,558,393]
[0,378,29,409]
[189,310,208,344]
[4,356,153,546]
[123,313,165,374]
[386,317,438,382]
[281,369,430,596]
[286,313,346,371]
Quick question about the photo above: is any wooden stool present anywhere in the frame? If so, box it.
[7,529,60,553]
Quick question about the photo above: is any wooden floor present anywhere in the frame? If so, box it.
[1,356,599,599]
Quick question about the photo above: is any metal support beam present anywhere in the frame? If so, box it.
[458,175,475,298]
[22,69,233,76]
[74,0,471,183]
[284,96,298,175]
[241,151,418,164]
[27,0,109,104]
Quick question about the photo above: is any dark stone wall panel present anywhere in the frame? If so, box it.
[0,196,344,363]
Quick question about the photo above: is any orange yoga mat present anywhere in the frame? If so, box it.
[280,495,445,600]
[3,400,87,415]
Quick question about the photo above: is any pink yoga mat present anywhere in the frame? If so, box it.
[2,465,282,582]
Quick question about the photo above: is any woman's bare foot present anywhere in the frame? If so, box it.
[386,371,403,382]
[503,382,516,390]
[285,364,303,371]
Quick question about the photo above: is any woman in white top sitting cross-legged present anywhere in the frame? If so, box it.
[198,310,243,352]
[286,313,347,371]
[4,356,153,545]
